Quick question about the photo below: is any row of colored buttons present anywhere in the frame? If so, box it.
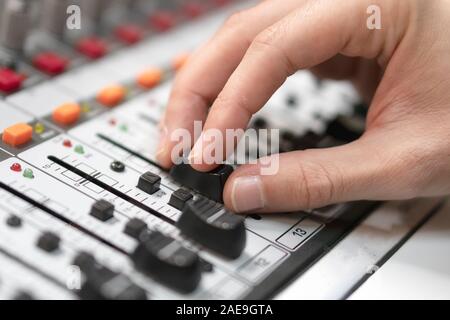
[79,3,214,55]
[34,26,146,73]
[1,48,186,95]
[33,10,190,74]
[51,72,158,126]
[0,0,230,94]
[0,1,206,93]
[1,53,190,147]
[0,52,68,95]
[77,5,205,58]
[51,84,126,126]
[39,3,204,67]
[52,54,189,126]
[0,30,145,93]
[0,50,171,94]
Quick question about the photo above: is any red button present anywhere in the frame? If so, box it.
[33,52,68,75]
[115,25,143,45]
[10,163,22,172]
[183,2,205,19]
[63,139,72,148]
[77,37,108,59]
[149,11,176,32]
[0,68,23,93]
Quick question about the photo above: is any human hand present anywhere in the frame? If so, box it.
[157,0,450,213]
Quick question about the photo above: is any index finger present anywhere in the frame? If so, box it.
[157,0,302,168]
[189,0,405,171]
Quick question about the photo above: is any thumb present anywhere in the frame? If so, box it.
[223,130,424,213]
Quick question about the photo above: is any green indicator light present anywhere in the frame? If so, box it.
[119,124,128,132]
[23,168,34,179]
[74,145,85,154]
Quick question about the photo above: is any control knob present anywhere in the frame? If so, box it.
[177,197,246,259]
[132,230,202,293]
[170,163,233,203]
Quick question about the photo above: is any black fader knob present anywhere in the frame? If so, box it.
[177,197,246,259]
[90,199,114,221]
[36,231,60,252]
[131,231,201,293]
[123,218,148,240]
[169,163,233,203]
[168,188,193,210]
[73,252,147,300]
[137,171,161,195]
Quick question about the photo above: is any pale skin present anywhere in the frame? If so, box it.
[157,0,450,213]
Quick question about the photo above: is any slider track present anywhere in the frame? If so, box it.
[47,155,175,226]
[0,181,127,255]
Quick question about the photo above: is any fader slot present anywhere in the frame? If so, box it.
[1,156,241,294]
[48,155,175,226]
[0,157,138,253]
[0,198,150,300]
[0,172,212,296]
[18,135,181,224]
[0,180,128,255]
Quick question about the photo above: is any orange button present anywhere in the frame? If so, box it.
[2,123,33,147]
[137,68,163,89]
[172,53,190,71]
[97,85,126,107]
[53,103,81,125]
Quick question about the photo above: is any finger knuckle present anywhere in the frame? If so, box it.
[292,156,342,209]
[213,92,251,117]
[168,86,209,116]
[251,26,296,74]
[252,25,280,51]
[223,10,249,32]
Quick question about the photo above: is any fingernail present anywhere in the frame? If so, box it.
[231,176,265,213]
[188,133,203,165]
[156,126,168,161]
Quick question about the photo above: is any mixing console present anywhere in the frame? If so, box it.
[0,0,380,300]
